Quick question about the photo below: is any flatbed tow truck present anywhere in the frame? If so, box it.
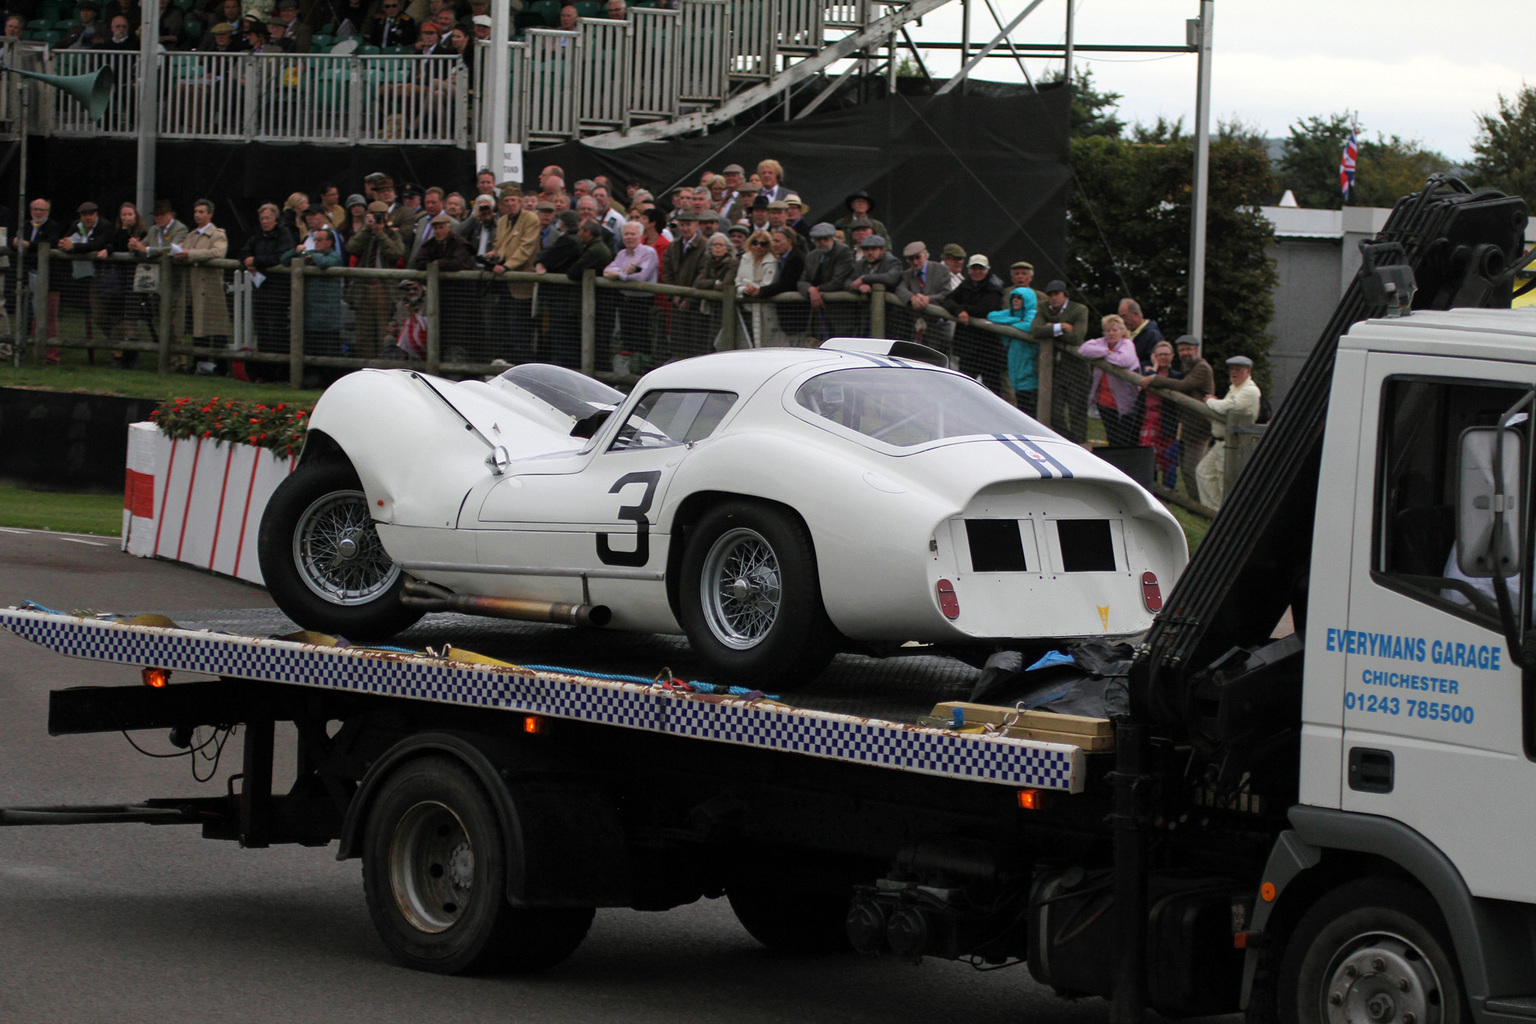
[7,177,1536,1022]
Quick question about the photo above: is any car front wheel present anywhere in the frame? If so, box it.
[678,501,835,689]
[257,458,421,641]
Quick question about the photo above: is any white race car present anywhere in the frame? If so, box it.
[258,340,1187,686]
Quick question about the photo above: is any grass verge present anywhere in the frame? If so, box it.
[1,348,315,404]
[0,486,123,537]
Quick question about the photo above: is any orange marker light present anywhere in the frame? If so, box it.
[1261,881,1277,902]
[1017,788,1044,811]
[523,715,547,735]
[142,667,169,688]
[1234,931,1250,949]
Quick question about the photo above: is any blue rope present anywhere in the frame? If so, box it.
[23,601,65,615]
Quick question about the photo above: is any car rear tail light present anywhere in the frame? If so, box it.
[936,579,960,619]
[1141,571,1162,612]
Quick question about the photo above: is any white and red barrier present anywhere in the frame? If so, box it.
[121,422,295,585]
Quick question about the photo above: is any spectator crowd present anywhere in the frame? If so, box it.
[15,151,1261,509]
[4,0,671,55]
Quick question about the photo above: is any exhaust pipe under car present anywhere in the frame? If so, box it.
[401,580,612,627]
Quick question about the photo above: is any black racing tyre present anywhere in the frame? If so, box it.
[677,501,836,689]
[726,879,853,954]
[257,458,421,641]
[361,756,595,975]
[1277,878,1466,1024]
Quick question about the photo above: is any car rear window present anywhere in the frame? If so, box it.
[610,390,739,450]
[794,367,1050,447]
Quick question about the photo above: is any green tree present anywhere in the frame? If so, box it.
[1065,133,1278,382]
[1278,113,1452,209]
[1040,66,1124,139]
[1471,84,1536,200]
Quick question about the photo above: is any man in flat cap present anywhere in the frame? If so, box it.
[57,200,111,349]
[345,201,405,357]
[660,210,708,357]
[1030,280,1090,441]
[1196,353,1260,510]
[488,184,542,360]
[799,222,855,341]
[273,0,311,52]
[200,20,242,51]
[412,211,477,362]
[891,241,955,353]
[61,0,103,48]
[849,234,904,333]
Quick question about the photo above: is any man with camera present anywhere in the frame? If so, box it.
[412,212,476,364]
[456,194,502,363]
[344,201,405,358]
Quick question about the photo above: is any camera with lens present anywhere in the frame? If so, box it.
[476,253,505,270]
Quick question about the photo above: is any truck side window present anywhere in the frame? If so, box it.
[1373,377,1530,626]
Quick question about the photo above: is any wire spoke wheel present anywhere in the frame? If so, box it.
[701,527,782,649]
[294,489,400,605]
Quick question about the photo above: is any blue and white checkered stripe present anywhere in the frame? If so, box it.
[0,610,1082,792]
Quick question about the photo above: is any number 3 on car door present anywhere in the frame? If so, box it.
[597,471,661,567]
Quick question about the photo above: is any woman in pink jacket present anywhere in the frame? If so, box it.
[1076,313,1141,447]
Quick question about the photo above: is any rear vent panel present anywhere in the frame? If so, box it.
[1056,519,1116,572]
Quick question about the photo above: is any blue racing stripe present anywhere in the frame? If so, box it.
[994,434,1054,479]
[1011,435,1074,479]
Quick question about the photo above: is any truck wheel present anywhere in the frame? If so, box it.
[678,501,835,689]
[361,756,594,974]
[258,458,421,641]
[726,880,852,953]
[1277,878,1465,1024]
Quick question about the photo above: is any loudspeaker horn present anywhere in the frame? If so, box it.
[5,65,116,121]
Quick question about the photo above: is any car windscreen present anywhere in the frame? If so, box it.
[794,367,1052,447]
[610,390,739,451]
[494,363,624,418]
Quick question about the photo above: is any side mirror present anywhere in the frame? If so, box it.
[1457,426,1523,578]
[485,444,510,476]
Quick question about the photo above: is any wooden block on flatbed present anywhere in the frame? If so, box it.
[930,701,1113,739]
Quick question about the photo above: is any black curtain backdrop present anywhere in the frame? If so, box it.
[538,86,1072,279]
[6,84,1069,273]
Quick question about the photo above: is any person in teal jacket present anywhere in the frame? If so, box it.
[282,227,345,378]
[987,285,1040,416]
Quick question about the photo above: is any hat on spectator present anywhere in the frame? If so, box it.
[499,185,522,198]
[534,200,555,212]
[750,194,770,211]
[843,189,875,212]
[847,217,873,231]
[153,198,175,216]
[784,194,807,212]
[77,201,98,214]
[364,172,388,186]
[1175,334,1201,351]
[1010,260,1034,271]
[1044,279,1068,293]
[368,201,390,214]
[859,235,886,249]
[473,194,494,208]
[430,213,454,225]
[472,14,492,26]
[966,254,990,269]
[902,241,926,257]
[766,200,790,211]
[808,222,836,239]
[727,223,750,236]
[722,163,745,175]
[557,210,580,230]
[246,19,268,35]
[942,243,965,259]
[345,193,366,209]
[1226,355,1253,368]
[401,184,422,199]
[209,20,234,32]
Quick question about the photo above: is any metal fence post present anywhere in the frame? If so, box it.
[31,245,49,365]
[1223,409,1240,496]
[425,263,441,374]
[869,284,885,339]
[580,269,596,375]
[1036,336,1054,425]
[156,254,174,374]
[719,282,737,350]
[288,262,305,387]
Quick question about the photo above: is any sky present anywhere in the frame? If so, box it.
[902,1,1534,164]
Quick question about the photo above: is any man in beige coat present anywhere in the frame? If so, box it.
[490,184,542,360]
[174,198,231,352]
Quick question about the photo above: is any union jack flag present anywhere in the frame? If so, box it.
[1340,127,1358,201]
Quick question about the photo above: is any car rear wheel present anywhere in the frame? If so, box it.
[678,501,835,689]
[258,458,421,641]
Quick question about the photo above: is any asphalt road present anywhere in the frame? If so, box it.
[0,528,1234,1024]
